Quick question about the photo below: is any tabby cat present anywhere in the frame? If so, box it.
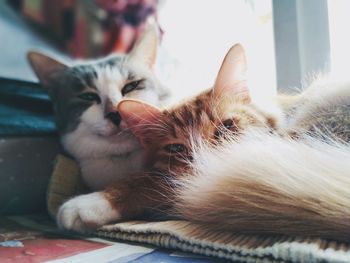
[57,44,350,241]
[28,25,170,191]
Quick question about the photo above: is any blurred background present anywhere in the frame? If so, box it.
[1,0,277,99]
[2,0,348,98]
[0,0,350,94]
[2,0,348,97]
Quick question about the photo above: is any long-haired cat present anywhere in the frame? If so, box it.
[57,44,350,241]
[28,25,170,191]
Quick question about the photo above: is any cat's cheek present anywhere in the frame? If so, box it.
[56,192,120,232]
[79,105,114,135]
[129,90,159,106]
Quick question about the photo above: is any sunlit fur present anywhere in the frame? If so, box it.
[57,82,282,232]
[57,44,350,242]
[170,75,350,242]
[176,131,350,241]
[119,71,350,242]
[101,75,350,242]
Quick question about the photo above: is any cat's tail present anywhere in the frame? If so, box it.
[174,131,350,241]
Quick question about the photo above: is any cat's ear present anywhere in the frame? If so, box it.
[213,44,250,103]
[118,99,162,145]
[27,52,68,87]
[127,24,159,69]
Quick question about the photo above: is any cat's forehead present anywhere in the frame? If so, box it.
[153,91,217,138]
[154,90,248,140]
[167,90,216,122]
[64,65,99,90]
[60,56,138,93]
[95,65,135,88]
[95,55,130,80]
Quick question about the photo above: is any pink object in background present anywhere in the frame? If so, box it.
[96,0,159,53]
[14,0,160,57]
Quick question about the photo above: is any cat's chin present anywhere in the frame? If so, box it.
[105,131,144,155]
[102,129,127,138]
[62,123,142,160]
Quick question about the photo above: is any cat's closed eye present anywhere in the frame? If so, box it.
[223,119,236,130]
[78,92,101,104]
[214,119,238,139]
[122,80,144,96]
[164,144,186,154]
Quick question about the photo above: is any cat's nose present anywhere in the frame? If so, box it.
[105,111,122,126]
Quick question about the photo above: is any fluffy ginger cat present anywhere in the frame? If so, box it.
[28,25,170,191]
[57,44,350,241]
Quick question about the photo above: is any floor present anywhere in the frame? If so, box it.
[0,214,229,263]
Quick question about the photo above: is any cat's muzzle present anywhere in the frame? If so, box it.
[105,111,122,127]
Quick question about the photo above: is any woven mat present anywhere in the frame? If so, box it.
[47,155,350,263]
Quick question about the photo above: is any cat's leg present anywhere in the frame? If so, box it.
[57,173,171,232]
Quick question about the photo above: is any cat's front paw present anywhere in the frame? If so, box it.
[57,192,120,232]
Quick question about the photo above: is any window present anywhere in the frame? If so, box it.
[158,0,276,100]
[328,0,350,77]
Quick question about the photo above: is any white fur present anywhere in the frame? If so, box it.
[62,53,168,191]
[62,70,148,191]
[62,120,144,190]
[175,130,350,240]
[57,192,120,232]
[93,63,164,106]
[61,25,169,190]
[188,131,350,200]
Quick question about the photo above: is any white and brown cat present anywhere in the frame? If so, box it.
[57,44,350,241]
[28,25,170,191]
